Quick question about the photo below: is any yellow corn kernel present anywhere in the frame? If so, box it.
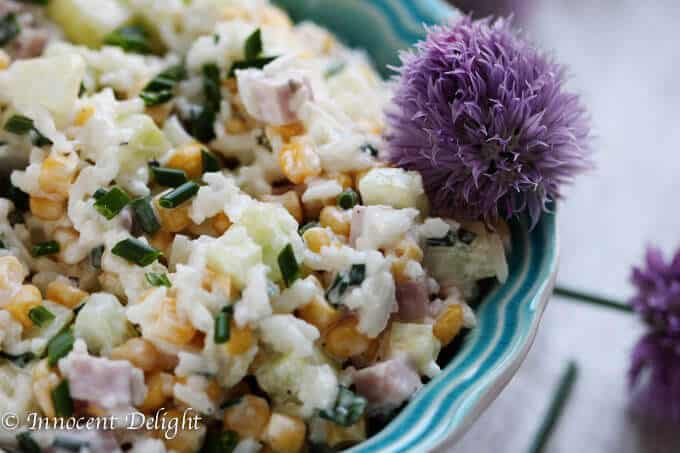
[32,359,60,417]
[0,50,10,70]
[5,284,42,328]
[110,337,177,372]
[138,371,173,413]
[167,143,204,179]
[226,117,249,135]
[326,417,367,448]
[0,256,26,293]
[226,322,254,355]
[391,257,411,284]
[261,191,303,223]
[327,172,353,190]
[319,206,350,236]
[155,195,191,233]
[279,141,321,184]
[150,230,175,255]
[46,281,88,309]
[296,296,341,333]
[160,409,205,453]
[74,105,95,126]
[29,196,66,221]
[261,6,293,28]
[212,212,232,235]
[324,317,373,359]
[262,413,306,453]
[223,395,271,439]
[204,271,233,301]
[302,227,331,253]
[39,153,78,199]
[272,122,305,143]
[393,238,424,263]
[433,304,465,346]
[152,297,197,346]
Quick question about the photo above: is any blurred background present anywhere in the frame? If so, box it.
[445,0,680,452]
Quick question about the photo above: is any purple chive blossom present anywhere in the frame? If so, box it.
[629,247,680,421]
[385,17,591,226]
[629,332,680,422]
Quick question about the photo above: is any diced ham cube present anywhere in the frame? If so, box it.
[395,278,430,322]
[236,68,312,126]
[58,342,146,409]
[10,28,49,59]
[353,357,422,411]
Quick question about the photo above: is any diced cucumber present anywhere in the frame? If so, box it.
[47,0,132,48]
[358,167,429,212]
[207,226,263,289]
[73,293,130,355]
[118,114,171,171]
[388,322,441,377]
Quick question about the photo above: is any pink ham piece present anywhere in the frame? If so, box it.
[395,277,430,322]
[353,357,422,411]
[58,342,146,410]
[236,68,313,126]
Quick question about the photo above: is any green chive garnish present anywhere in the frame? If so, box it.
[214,306,233,344]
[130,197,160,235]
[337,189,359,210]
[159,181,199,208]
[112,238,162,267]
[299,221,319,236]
[203,63,222,112]
[202,149,221,173]
[93,187,130,220]
[33,129,53,147]
[228,56,279,77]
[0,13,20,47]
[278,243,299,287]
[47,330,74,366]
[150,165,188,187]
[202,430,239,453]
[28,306,55,327]
[104,25,151,54]
[90,245,105,269]
[319,386,367,427]
[16,432,41,453]
[0,351,35,368]
[527,361,579,453]
[146,272,171,288]
[360,143,379,158]
[9,184,29,212]
[3,114,33,135]
[32,241,60,257]
[348,264,366,286]
[140,64,187,106]
[244,28,263,60]
[326,264,366,304]
[51,379,74,417]
[0,239,6,249]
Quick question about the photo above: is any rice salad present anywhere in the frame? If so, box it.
[0,1,509,452]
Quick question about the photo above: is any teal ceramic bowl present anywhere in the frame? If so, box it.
[274,1,559,451]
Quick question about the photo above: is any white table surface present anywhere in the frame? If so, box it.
[443,1,680,452]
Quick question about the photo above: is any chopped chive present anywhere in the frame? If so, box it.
[103,25,151,54]
[93,187,131,220]
[0,351,35,368]
[51,379,74,417]
[244,28,263,60]
[79,81,86,97]
[9,184,29,212]
[0,13,20,47]
[4,114,34,135]
[150,165,188,187]
[219,396,243,410]
[203,63,222,112]
[16,432,41,453]
[319,386,367,427]
[202,430,239,453]
[140,64,187,106]
[33,129,53,147]
[0,239,5,249]
[47,330,74,366]
[337,189,359,210]
[457,228,477,245]
[53,436,90,451]
[28,306,55,327]
[256,131,272,151]
[32,241,60,257]
[228,56,279,77]
[202,149,221,173]
[299,221,319,236]
[184,104,217,143]
[526,361,579,453]
[426,230,456,247]
[360,143,379,158]
[324,61,347,79]
[159,181,200,208]
[214,306,233,344]
[112,238,162,267]
[145,272,171,288]
[92,188,107,200]
[90,245,105,269]
[348,264,366,286]
[325,273,349,305]
[278,243,300,287]
[130,197,160,235]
